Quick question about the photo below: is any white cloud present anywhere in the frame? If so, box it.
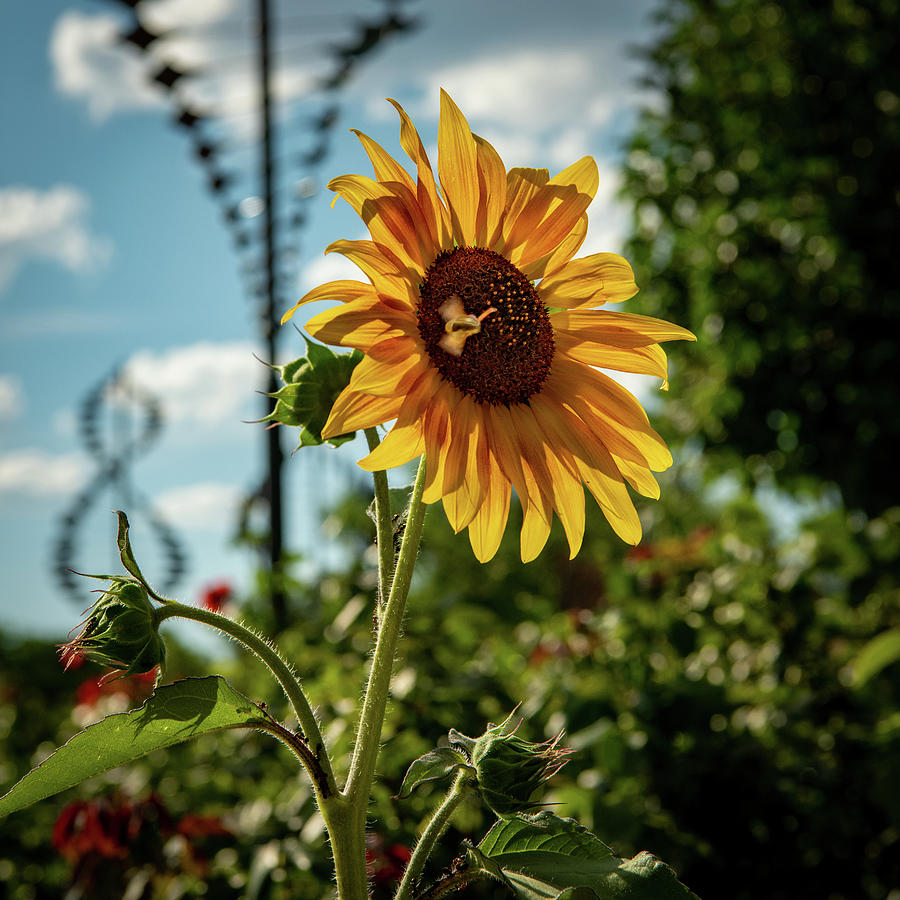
[0,449,89,497]
[154,480,242,529]
[50,11,165,121]
[140,0,235,31]
[0,376,23,424]
[50,3,315,133]
[0,185,111,293]
[121,340,260,428]
[424,48,603,132]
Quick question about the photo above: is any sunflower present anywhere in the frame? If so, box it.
[282,90,695,563]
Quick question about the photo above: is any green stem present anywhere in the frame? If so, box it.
[365,427,395,614]
[327,455,426,899]
[346,454,428,803]
[395,769,475,900]
[321,796,370,900]
[154,601,335,794]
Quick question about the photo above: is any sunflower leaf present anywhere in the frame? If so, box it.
[464,813,699,900]
[0,676,264,817]
[397,747,472,799]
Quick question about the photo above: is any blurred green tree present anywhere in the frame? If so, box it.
[623,0,900,516]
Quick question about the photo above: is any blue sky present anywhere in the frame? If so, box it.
[1,0,659,640]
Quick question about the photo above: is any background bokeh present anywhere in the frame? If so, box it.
[1,0,898,898]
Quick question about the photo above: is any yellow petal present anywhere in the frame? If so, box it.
[422,381,458,504]
[328,174,424,271]
[325,239,415,303]
[351,129,415,190]
[495,407,553,561]
[467,453,511,563]
[441,397,486,532]
[281,279,375,324]
[387,97,451,250]
[556,331,670,381]
[510,404,584,560]
[520,489,553,563]
[324,388,404,435]
[612,453,660,500]
[530,392,642,545]
[305,296,413,348]
[357,376,431,471]
[346,339,426,397]
[552,309,697,343]
[473,134,507,249]
[521,213,588,282]
[574,455,642,545]
[540,253,638,309]
[485,405,551,526]
[501,167,549,246]
[438,89,479,246]
[548,450,586,559]
[505,157,599,270]
[547,357,673,470]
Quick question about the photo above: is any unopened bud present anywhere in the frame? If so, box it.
[455,713,572,816]
[59,578,165,678]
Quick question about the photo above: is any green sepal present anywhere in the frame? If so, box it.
[464,813,700,900]
[258,339,362,449]
[114,510,165,602]
[397,747,473,799]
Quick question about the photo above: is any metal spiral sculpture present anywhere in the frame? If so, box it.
[53,366,187,603]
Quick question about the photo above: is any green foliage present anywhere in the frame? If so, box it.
[466,813,698,899]
[260,338,362,449]
[622,0,900,515]
[853,628,900,686]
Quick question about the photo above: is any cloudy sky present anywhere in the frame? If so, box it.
[1,0,659,640]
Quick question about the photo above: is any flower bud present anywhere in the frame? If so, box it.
[462,713,572,817]
[257,340,362,449]
[60,578,165,678]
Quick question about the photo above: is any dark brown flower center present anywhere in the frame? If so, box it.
[417,247,554,406]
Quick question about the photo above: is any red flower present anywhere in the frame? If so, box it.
[366,834,411,887]
[199,581,232,613]
[53,799,129,862]
[176,813,231,839]
[75,667,158,709]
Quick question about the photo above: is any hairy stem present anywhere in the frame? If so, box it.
[154,601,335,795]
[346,454,427,800]
[365,427,395,614]
[395,769,475,900]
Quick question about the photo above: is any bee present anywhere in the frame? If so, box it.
[438,295,497,357]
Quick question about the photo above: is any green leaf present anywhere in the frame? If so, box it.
[0,676,263,817]
[853,629,900,687]
[467,813,699,900]
[397,747,472,799]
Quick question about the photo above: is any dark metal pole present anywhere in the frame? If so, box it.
[258,0,287,630]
